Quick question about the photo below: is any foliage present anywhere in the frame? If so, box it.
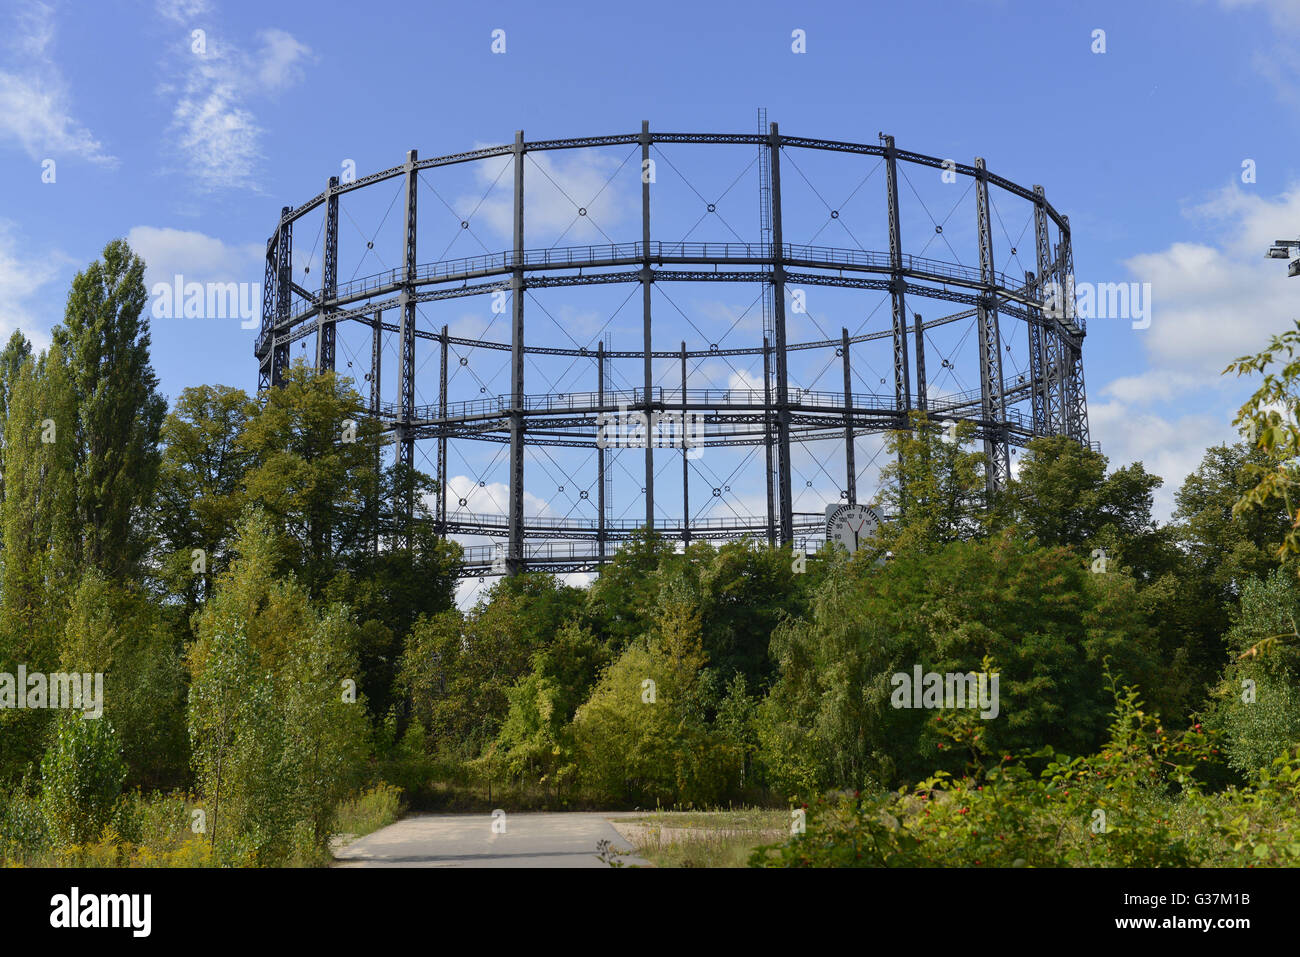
[572,598,742,806]
[238,361,391,599]
[399,574,585,756]
[759,531,1160,793]
[53,238,167,580]
[187,509,369,864]
[1224,322,1300,570]
[60,572,189,790]
[12,236,1300,867]
[877,413,989,554]
[39,714,127,848]
[333,783,405,840]
[1203,570,1300,775]
[753,675,1300,867]
[151,384,258,620]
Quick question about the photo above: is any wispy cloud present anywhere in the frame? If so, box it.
[157,3,312,191]
[0,220,65,348]
[1089,180,1300,516]
[0,1,115,166]
[1211,0,1300,101]
[155,0,212,23]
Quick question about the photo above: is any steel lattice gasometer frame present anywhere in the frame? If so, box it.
[255,121,1090,580]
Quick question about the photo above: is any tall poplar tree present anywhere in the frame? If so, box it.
[0,330,32,509]
[53,238,166,579]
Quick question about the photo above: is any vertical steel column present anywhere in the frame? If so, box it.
[369,310,382,413]
[640,120,655,532]
[841,328,856,505]
[369,309,382,555]
[272,207,293,387]
[882,135,911,427]
[1052,217,1072,438]
[597,342,607,565]
[769,122,794,545]
[438,324,448,536]
[1032,185,1061,436]
[1025,268,1047,436]
[259,237,276,390]
[680,342,690,545]
[762,337,776,546]
[1058,215,1090,445]
[316,175,339,372]
[974,157,1009,495]
[396,150,418,547]
[913,313,928,413]
[508,131,526,574]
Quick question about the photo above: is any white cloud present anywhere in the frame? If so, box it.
[155,0,212,23]
[437,474,590,608]
[253,29,310,92]
[1085,182,1300,516]
[467,149,635,244]
[126,225,263,287]
[160,20,312,191]
[441,475,551,518]
[170,77,262,191]
[1099,370,1214,405]
[1208,0,1300,100]
[0,222,61,349]
[698,299,763,335]
[0,1,115,166]
[727,368,764,394]
[1089,400,1232,519]
[1114,184,1300,379]
[1217,0,1300,29]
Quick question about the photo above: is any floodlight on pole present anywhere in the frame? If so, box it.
[1266,239,1300,275]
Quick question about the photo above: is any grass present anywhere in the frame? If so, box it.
[331,783,406,846]
[610,808,791,868]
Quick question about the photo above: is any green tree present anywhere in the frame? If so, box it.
[495,620,608,796]
[328,518,461,721]
[572,598,738,806]
[584,529,682,654]
[60,573,188,790]
[877,413,989,555]
[238,361,389,599]
[0,343,79,670]
[1174,441,1290,596]
[760,532,1160,793]
[1007,434,1227,720]
[656,540,814,690]
[53,238,166,579]
[0,330,32,508]
[1224,321,1300,571]
[188,510,368,863]
[1203,570,1300,775]
[39,714,127,848]
[151,384,258,620]
[400,573,585,756]
[1007,435,1162,567]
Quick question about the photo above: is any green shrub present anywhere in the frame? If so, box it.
[39,715,127,848]
[0,774,49,863]
[334,783,404,839]
[752,675,1300,867]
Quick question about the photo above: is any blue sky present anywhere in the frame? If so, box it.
[3,0,1300,550]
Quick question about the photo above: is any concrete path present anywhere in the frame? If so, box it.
[333,811,650,868]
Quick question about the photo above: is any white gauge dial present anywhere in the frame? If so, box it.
[825,503,881,555]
